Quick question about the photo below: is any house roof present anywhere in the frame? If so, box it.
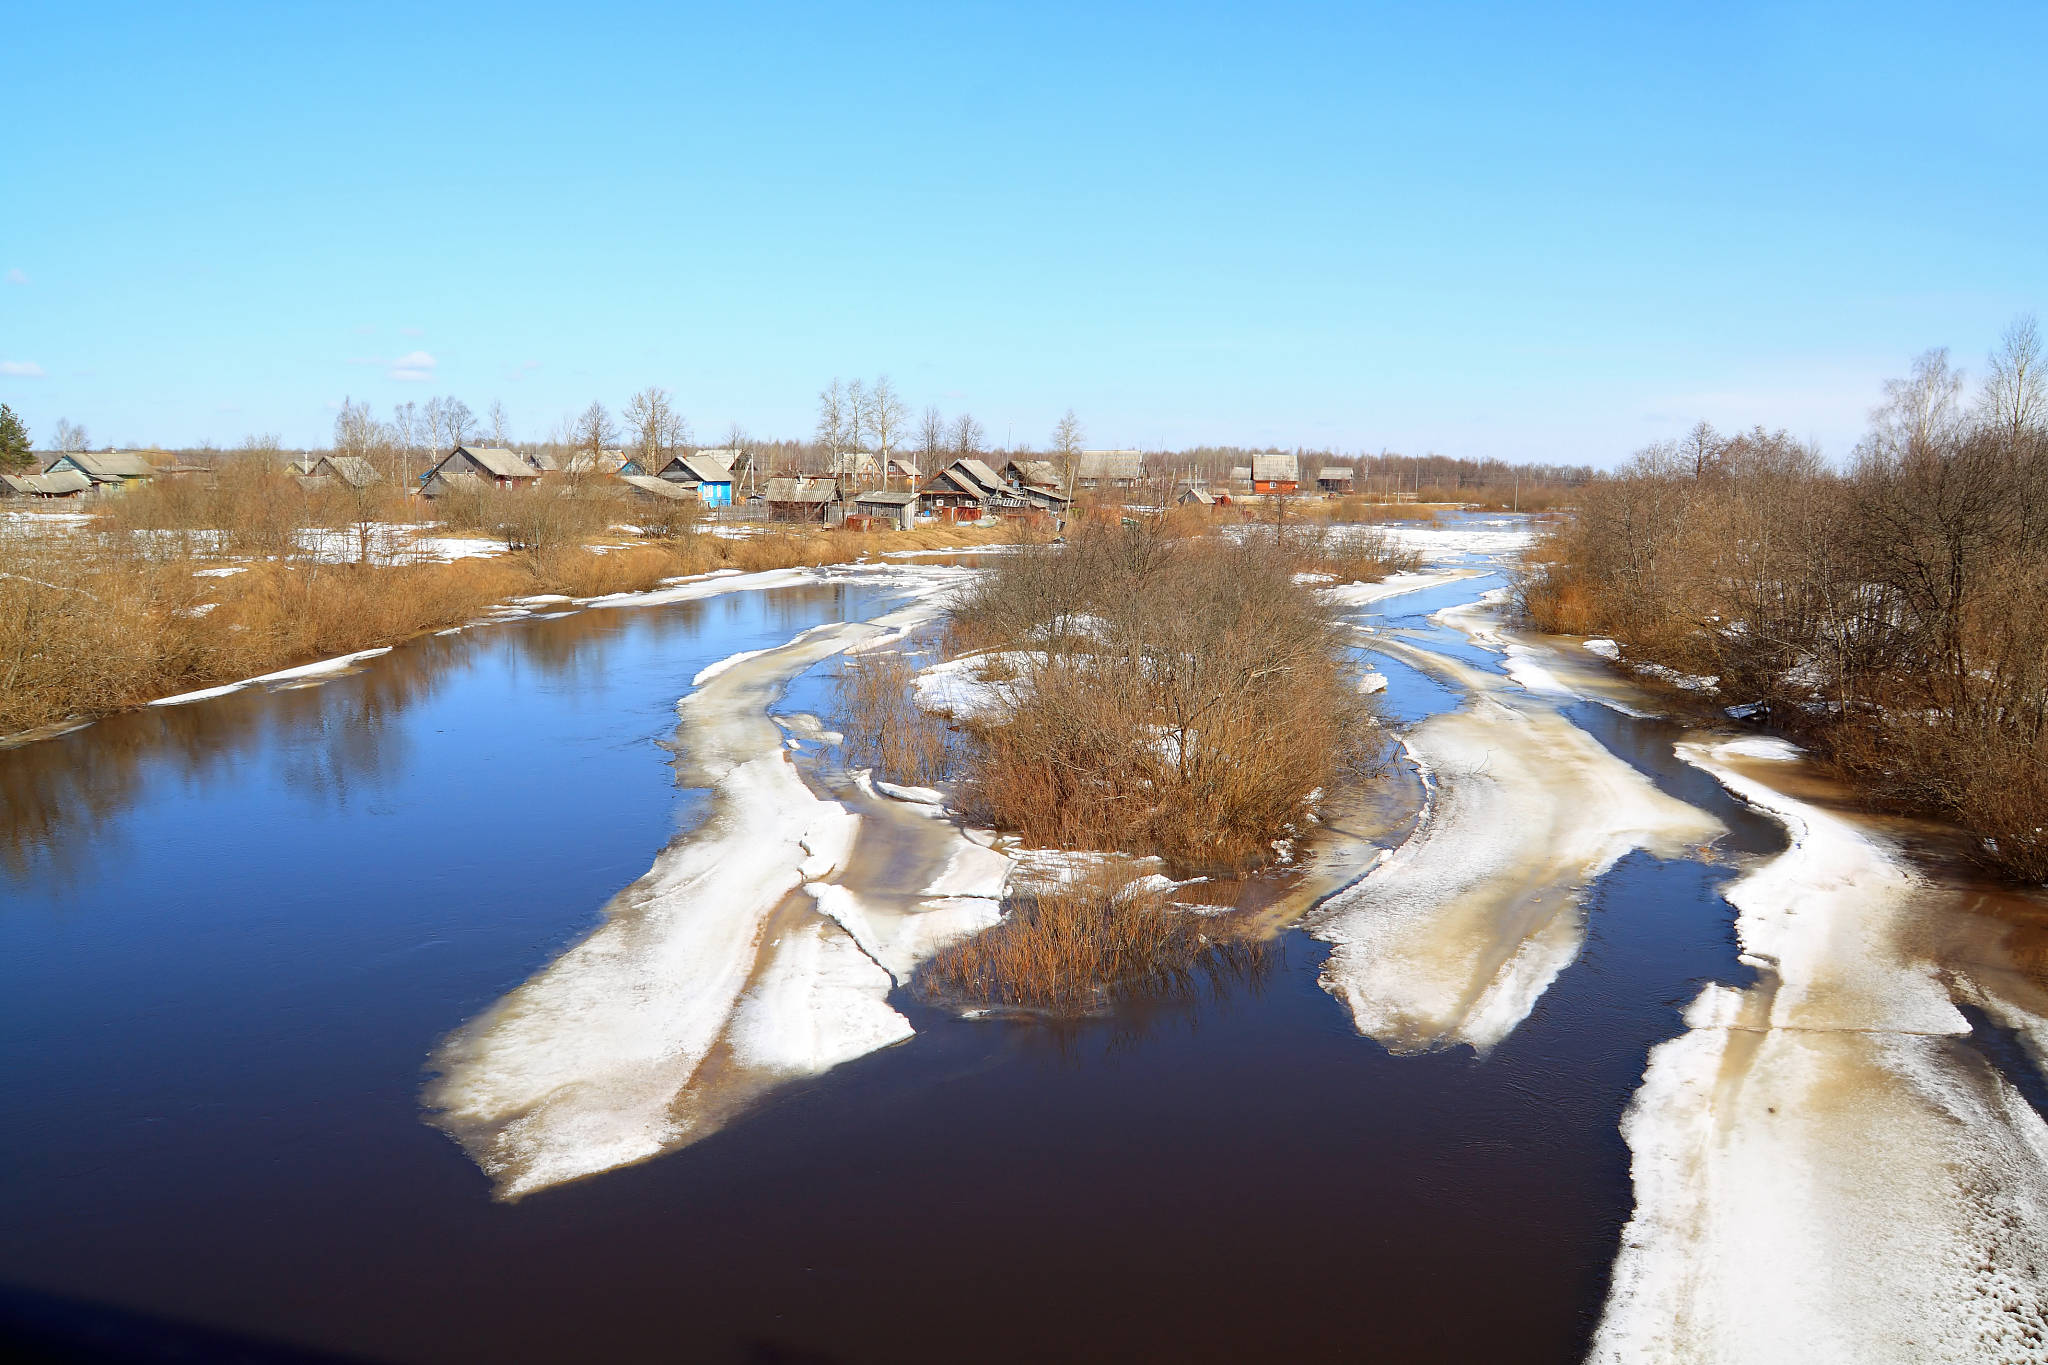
[923,468,987,499]
[854,490,919,507]
[1314,467,1355,484]
[296,475,336,492]
[316,456,383,488]
[952,458,1008,495]
[663,454,734,483]
[1006,459,1061,488]
[1178,487,1216,504]
[1229,466,1253,480]
[50,451,156,480]
[2,469,93,495]
[424,469,488,493]
[1251,453,1300,482]
[825,452,880,475]
[888,457,921,477]
[620,474,697,501]
[764,477,840,503]
[692,449,741,468]
[449,445,535,479]
[1076,450,1144,481]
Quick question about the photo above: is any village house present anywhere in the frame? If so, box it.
[887,456,921,483]
[1314,466,1355,495]
[618,474,700,506]
[1004,458,1062,490]
[850,489,919,531]
[1176,486,1216,506]
[0,468,93,499]
[824,451,881,480]
[44,450,157,493]
[421,445,543,494]
[312,455,383,489]
[921,457,1063,523]
[1074,449,1145,490]
[763,476,841,522]
[1229,464,1253,490]
[655,454,735,507]
[1251,453,1301,494]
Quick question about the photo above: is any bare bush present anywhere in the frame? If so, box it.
[835,650,951,785]
[946,520,1376,872]
[916,862,1247,1014]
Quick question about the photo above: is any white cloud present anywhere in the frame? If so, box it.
[0,360,46,378]
[4,269,26,286]
[388,350,437,381]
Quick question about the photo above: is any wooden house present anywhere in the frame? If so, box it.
[764,477,841,522]
[1314,467,1355,495]
[312,456,383,489]
[0,469,92,499]
[851,489,919,531]
[1075,450,1145,489]
[44,450,156,492]
[656,454,736,507]
[423,445,542,492]
[1251,454,1300,494]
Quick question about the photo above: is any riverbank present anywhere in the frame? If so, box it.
[0,515,1012,740]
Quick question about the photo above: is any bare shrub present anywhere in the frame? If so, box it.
[917,863,1243,1014]
[947,520,1377,872]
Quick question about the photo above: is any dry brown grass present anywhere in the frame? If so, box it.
[916,863,1246,1014]
[1,494,1013,737]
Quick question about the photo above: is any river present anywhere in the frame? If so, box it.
[2,523,2044,1363]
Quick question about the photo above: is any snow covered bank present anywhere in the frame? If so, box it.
[1591,738,2048,1362]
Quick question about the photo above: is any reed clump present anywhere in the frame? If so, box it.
[835,649,952,785]
[917,863,1242,1014]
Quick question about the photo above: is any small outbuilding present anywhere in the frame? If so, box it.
[1176,486,1216,506]
[1314,467,1355,494]
[851,489,919,531]
[313,455,383,489]
[764,477,841,522]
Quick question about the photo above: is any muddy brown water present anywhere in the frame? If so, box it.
[1,540,2020,1363]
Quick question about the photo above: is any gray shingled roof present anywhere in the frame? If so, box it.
[1251,453,1300,482]
[1006,459,1061,488]
[449,445,536,479]
[49,451,156,480]
[620,474,697,501]
[1314,467,1355,484]
[764,477,839,504]
[1076,450,1144,481]
[316,456,383,488]
[662,454,734,484]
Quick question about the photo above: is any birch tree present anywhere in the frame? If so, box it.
[950,412,985,457]
[866,375,908,469]
[624,386,689,467]
[1051,409,1084,479]
[917,406,945,469]
[816,380,848,464]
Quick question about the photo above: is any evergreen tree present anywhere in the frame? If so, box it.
[0,404,31,473]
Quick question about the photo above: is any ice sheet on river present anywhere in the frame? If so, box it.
[427,570,1001,1198]
[1310,681,1722,1053]
[1592,739,2048,1362]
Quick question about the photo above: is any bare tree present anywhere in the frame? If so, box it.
[443,398,476,446]
[574,400,619,464]
[1680,420,1722,480]
[1051,408,1084,477]
[332,399,381,461]
[917,406,945,469]
[845,379,870,459]
[1981,314,2046,443]
[53,419,89,454]
[389,401,420,487]
[624,386,689,467]
[950,412,986,458]
[488,399,513,448]
[816,380,848,464]
[722,422,753,493]
[866,375,908,470]
[1861,349,1966,463]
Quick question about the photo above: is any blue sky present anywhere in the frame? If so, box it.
[2,1,2042,464]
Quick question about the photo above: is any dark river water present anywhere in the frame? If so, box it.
[1,545,1786,1363]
